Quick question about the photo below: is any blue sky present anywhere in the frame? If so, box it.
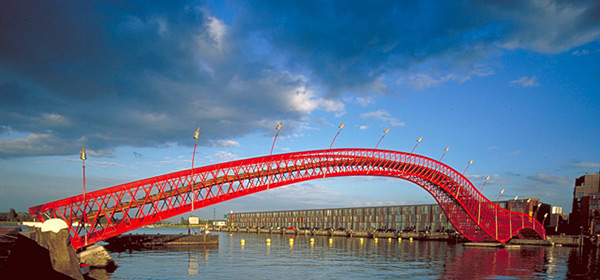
[1,0,599,220]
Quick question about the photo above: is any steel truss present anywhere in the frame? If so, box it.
[29,149,545,249]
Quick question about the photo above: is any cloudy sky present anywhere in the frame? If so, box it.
[1,0,599,219]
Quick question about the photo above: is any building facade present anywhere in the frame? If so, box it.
[227,198,547,232]
[569,173,600,235]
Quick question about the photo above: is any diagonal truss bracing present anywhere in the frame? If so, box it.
[29,149,545,250]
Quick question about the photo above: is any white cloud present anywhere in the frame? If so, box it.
[360,110,405,127]
[318,98,346,116]
[359,125,368,130]
[40,113,69,126]
[212,151,238,162]
[206,16,226,51]
[397,73,470,91]
[355,97,375,106]
[567,161,600,169]
[572,49,590,56]
[287,86,318,113]
[216,140,240,147]
[510,76,539,87]
[284,84,345,116]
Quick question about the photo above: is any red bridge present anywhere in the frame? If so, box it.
[29,148,546,250]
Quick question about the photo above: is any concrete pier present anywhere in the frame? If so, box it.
[1,226,84,279]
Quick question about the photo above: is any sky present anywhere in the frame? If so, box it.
[1,0,599,220]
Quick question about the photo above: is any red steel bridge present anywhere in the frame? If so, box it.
[29,148,546,250]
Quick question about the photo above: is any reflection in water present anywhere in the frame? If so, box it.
[103,228,600,279]
[187,251,199,275]
[441,246,546,279]
[567,247,600,279]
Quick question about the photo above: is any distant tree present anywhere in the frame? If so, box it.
[180,217,188,225]
[16,212,33,222]
[8,209,17,222]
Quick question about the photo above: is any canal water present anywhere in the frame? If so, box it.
[99,227,599,279]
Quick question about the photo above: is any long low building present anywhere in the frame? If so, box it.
[227,198,548,232]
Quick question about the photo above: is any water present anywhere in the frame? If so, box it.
[99,228,600,279]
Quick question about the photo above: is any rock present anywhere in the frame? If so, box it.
[79,245,117,271]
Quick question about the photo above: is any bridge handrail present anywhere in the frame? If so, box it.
[29,148,545,249]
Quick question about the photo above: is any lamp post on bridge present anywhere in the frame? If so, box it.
[268,122,282,189]
[477,175,491,225]
[542,213,549,230]
[329,122,346,149]
[533,202,542,230]
[191,127,200,212]
[463,159,474,174]
[271,122,282,156]
[80,146,87,246]
[495,188,504,240]
[439,146,450,161]
[509,195,518,237]
[410,136,423,154]
[374,128,390,150]
[522,198,531,228]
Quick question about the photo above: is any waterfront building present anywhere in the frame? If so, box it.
[569,173,600,235]
[227,198,549,232]
[547,206,569,235]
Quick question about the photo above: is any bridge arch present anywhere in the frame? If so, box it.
[29,148,545,249]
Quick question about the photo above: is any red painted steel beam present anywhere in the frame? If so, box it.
[29,149,545,250]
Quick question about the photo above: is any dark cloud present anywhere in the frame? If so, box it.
[234,0,600,93]
[0,0,598,158]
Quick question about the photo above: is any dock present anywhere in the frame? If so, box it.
[105,233,218,250]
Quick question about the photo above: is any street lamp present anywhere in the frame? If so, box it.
[533,202,542,230]
[329,122,346,149]
[268,122,282,189]
[481,175,491,191]
[521,198,531,228]
[270,121,282,156]
[495,188,504,240]
[191,127,200,212]
[476,175,490,225]
[410,136,423,154]
[542,213,549,229]
[463,159,474,174]
[439,146,450,161]
[496,189,505,205]
[80,146,87,245]
[374,128,390,150]
[509,195,518,237]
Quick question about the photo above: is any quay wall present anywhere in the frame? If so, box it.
[211,226,459,241]
[213,227,600,247]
